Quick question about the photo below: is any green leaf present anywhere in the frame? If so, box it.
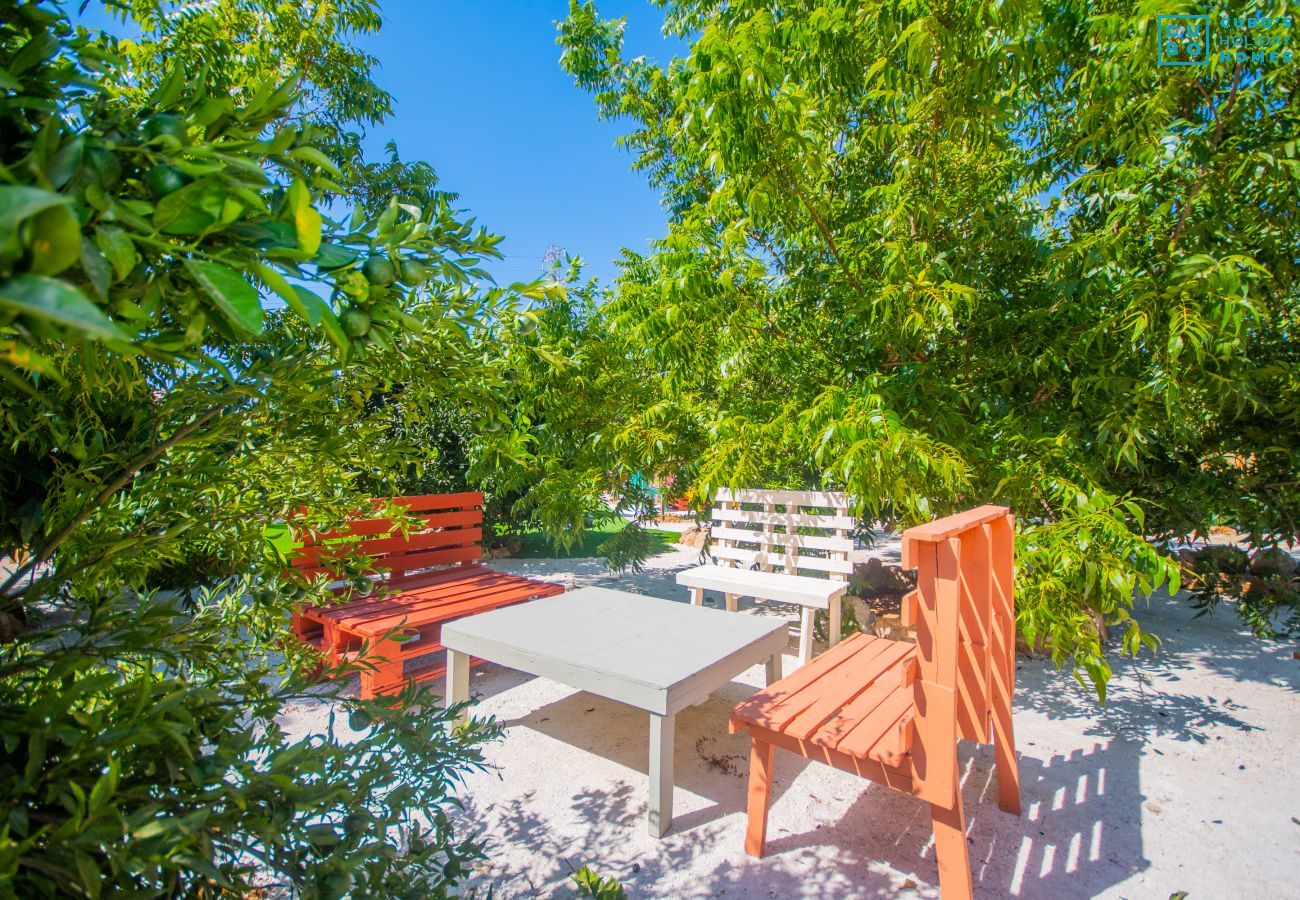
[287,179,322,256]
[305,289,348,352]
[94,227,136,281]
[313,242,359,270]
[0,275,125,340]
[26,202,82,276]
[79,238,111,301]
[0,185,75,268]
[183,259,264,335]
[45,137,84,189]
[286,145,342,176]
[150,58,186,109]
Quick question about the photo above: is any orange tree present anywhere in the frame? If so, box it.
[532,0,1300,693]
[0,1,543,894]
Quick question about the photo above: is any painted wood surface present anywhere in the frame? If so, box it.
[729,506,1021,899]
[677,488,855,665]
[441,587,787,717]
[442,586,787,837]
[287,492,565,699]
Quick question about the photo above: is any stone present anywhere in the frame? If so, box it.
[0,610,24,644]
[1193,544,1249,574]
[850,557,915,597]
[873,613,915,643]
[1249,547,1298,579]
[678,525,709,549]
[1174,548,1202,589]
[488,535,523,559]
[845,595,877,633]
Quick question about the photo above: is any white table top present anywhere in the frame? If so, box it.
[441,586,787,716]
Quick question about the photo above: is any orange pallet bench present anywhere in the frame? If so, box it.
[730,505,1021,899]
[288,492,565,699]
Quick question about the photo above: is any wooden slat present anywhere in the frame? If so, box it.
[317,568,546,623]
[836,683,914,758]
[716,487,850,509]
[904,505,1008,543]
[296,508,483,550]
[731,632,876,727]
[308,565,483,617]
[713,507,856,531]
[297,527,482,566]
[786,640,912,741]
[390,491,483,511]
[955,525,992,743]
[388,544,481,575]
[355,526,482,558]
[711,526,854,553]
[859,700,915,765]
[778,639,902,739]
[676,564,848,607]
[345,580,562,636]
[740,721,915,792]
[709,545,854,575]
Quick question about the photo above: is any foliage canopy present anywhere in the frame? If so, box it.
[534,0,1300,691]
[0,1,544,894]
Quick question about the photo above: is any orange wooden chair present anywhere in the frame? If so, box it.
[730,505,1021,899]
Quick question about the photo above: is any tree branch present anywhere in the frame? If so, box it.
[1167,64,1243,252]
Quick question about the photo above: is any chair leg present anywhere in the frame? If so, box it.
[930,789,973,900]
[991,704,1022,815]
[357,636,403,700]
[828,593,843,647]
[798,607,816,664]
[744,739,776,857]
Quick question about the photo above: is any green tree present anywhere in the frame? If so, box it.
[555,0,1299,693]
[469,256,706,569]
[0,1,533,893]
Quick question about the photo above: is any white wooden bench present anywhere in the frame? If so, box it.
[676,488,854,665]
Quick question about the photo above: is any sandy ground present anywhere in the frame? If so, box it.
[281,534,1300,899]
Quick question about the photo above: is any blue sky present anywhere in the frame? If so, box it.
[357,1,682,285]
[78,1,684,286]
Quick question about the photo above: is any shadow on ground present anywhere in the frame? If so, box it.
[461,731,1147,899]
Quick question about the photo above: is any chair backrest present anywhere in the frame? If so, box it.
[291,492,484,584]
[901,505,1015,803]
[708,487,854,582]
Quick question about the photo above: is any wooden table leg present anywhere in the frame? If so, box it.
[648,712,676,837]
[765,651,783,686]
[445,648,470,725]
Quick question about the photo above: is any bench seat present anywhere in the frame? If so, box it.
[289,494,565,698]
[675,564,848,610]
[730,631,917,769]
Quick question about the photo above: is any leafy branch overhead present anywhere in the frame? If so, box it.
[0,2,548,896]
[546,0,1299,692]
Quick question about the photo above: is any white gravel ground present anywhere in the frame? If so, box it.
[281,535,1300,899]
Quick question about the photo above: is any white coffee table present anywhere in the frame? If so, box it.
[441,586,788,837]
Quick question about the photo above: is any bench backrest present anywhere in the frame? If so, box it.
[708,488,854,582]
[901,505,1015,802]
[292,492,484,584]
